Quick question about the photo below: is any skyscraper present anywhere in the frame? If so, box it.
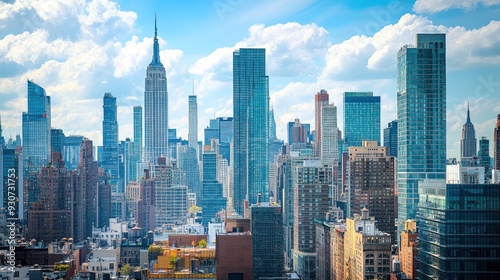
[383,120,398,157]
[233,48,269,215]
[144,17,168,164]
[320,103,338,167]
[460,103,477,166]
[315,89,329,157]
[397,34,447,238]
[494,114,500,170]
[478,136,491,181]
[131,106,142,182]
[22,80,51,176]
[343,92,380,147]
[102,92,120,192]
[188,95,198,150]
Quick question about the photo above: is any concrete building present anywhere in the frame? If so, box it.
[399,220,418,280]
[293,160,331,279]
[314,89,329,157]
[344,208,392,280]
[446,163,485,184]
[346,141,396,242]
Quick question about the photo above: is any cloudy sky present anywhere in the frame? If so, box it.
[0,0,499,158]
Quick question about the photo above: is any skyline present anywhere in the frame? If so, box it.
[1,0,499,159]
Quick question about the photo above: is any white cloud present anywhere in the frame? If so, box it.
[413,0,500,13]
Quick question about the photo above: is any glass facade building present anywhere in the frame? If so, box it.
[383,120,398,157]
[343,92,380,147]
[22,80,51,176]
[233,48,269,215]
[478,137,491,181]
[102,92,120,192]
[131,106,142,182]
[417,181,500,279]
[201,151,226,226]
[188,95,198,149]
[397,34,447,238]
[144,18,168,164]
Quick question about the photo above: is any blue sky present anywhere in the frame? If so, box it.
[0,0,499,158]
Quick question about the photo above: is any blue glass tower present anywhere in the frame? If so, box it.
[201,151,226,225]
[102,92,120,192]
[343,92,380,147]
[131,106,142,182]
[397,34,447,238]
[22,80,51,177]
[383,120,398,157]
[233,48,269,215]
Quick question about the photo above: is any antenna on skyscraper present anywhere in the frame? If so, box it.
[154,13,157,38]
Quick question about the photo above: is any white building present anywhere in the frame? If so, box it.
[446,164,485,184]
[320,103,338,166]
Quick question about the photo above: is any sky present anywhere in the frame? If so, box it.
[0,0,499,158]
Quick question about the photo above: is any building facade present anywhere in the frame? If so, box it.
[396,34,447,239]
[383,120,398,157]
[494,114,500,170]
[188,95,198,151]
[478,136,491,181]
[343,92,380,147]
[233,48,269,215]
[460,104,477,166]
[417,181,500,279]
[102,92,120,192]
[144,18,168,164]
[314,89,329,157]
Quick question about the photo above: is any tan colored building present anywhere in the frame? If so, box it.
[400,220,418,279]
[344,208,392,280]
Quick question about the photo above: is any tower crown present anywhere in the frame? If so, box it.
[150,15,163,66]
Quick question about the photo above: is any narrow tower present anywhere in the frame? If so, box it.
[144,16,168,164]
[460,102,477,166]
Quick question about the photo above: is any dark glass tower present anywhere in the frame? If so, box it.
[396,34,447,239]
[343,92,381,147]
[144,17,168,164]
[383,120,398,157]
[417,182,500,279]
[102,92,120,192]
[460,103,477,166]
[478,136,491,181]
[233,48,269,215]
[201,151,226,226]
[494,114,500,170]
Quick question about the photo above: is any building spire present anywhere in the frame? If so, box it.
[466,101,471,124]
[150,14,162,66]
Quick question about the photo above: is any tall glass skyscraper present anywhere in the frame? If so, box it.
[343,92,380,147]
[131,106,142,182]
[188,95,198,150]
[233,48,269,215]
[144,17,168,164]
[478,136,491,181]
[383,120,398,157]
[102,92,120,192]
[22,80,51,176]
[397,34,447,238]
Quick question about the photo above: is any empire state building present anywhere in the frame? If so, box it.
[144,17,168,164]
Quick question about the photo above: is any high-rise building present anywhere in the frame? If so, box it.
[138,169,155,232]
[131,106,142,182]
[293,160,331,279]
[0,117,4,148]
[343,92,381,147]
[250,202,284,280]
[346,141,396,241]
[188,95,198,150]
[494,114,500,170]
[344,209,392,280]
[320,103,338,167]
[233,48,269,215]
[460,103,477,166]
[478,136,491,181]
[201,150,226,226]
[0,147,23,220]
[400,220,418,280]
[383,120,398,157]
[50,128,65,154]
[22,80,51,177]
[144,17,168,164]
[63,135,83,171]
[102,92,120,192]
[417,181,500,279]
[154,157,187,227]
[269,107,277,141]
[28,153,74,242]
[315,89,329,157]
[397,34,447,239]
